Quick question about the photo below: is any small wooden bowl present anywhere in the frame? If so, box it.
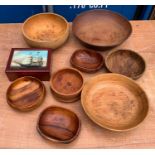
[105,49,146,79]
[72,9,132,50]
[37,106,81,143]
[6,76,45,111]
[22,13,69,49]
[70,49,104,73]
[81,73,149,132]
[50,68,84,102]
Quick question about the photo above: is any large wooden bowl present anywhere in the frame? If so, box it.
[22,13,69,49]
[105,49,146,79]
[81,74,149,132]
[70,49,104,73]
[6,76,45,111]
[72,10,132,50]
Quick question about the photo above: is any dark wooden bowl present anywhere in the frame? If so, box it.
[81,74,149,132]
[105,49,146,79]
[6,76,45,111]
[37,106,81,143]
[50,68,84,103]
[72,9,132,50]
[70,49,104,73]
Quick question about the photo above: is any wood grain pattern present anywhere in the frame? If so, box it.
[70,49,104,73]
[37,106,80,143]
[105,49,145,79]
[0,21,155,148]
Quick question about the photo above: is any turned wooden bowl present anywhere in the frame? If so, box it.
[22,13,69,49]
[37,106,81,143]
[50,68,84,103]
[72,9,132,50]
[6,76,45,111]
[105,49,146,79]
[70,49,104,73]
[81,74,149,132]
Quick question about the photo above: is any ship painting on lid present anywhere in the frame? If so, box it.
[10,49,48,68]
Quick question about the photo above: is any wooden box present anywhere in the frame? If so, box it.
[5,48,52,81]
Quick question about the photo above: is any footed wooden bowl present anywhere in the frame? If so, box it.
[37,106,81,143]
[50,68,84,103]
[81,74,149,132]
[105,49,146,79]
[72,9,132,50]
[70,49,104,73]
[6,76,45,111]
[22,13,69,49]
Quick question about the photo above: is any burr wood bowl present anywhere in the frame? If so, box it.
[50,68,84,103]
[70,49,104,73]
[105,49,146,79]
[72,9,132,50]
[6,76,45,111]
[22,13,69,49]
[81,74,149,132]
[37,106,81,143]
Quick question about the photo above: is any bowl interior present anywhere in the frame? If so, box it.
[51,68,83,95]
[71,49,104,71]
[7,76,45,111]
[106,50,145,79]
[23,13,68,42]
[73,10,132,47]
[81,74,148,131]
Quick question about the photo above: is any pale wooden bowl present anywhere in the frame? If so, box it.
[81,73,149,132]
[22,13,69,49]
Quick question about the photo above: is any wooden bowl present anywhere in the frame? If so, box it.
[105,49,146,79]
[72,9,132,50]
[6,76,45,111]
[70,49,104,73]
[81,74,149,132]
[37,106,81,143]
[22,13,69,49]
[50,68,84,103]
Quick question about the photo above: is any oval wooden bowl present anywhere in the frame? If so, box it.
[72,9,132,50]
[81,73,149,132]
[105,49,146,79]
[22,13,69,49]
[50,68,84,103]
[37,106,81,144]
[6,76,45,111]
[70,49,104,73]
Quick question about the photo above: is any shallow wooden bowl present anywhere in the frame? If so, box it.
[72,9,132,50]
[70,49,104,73]
[6,76,45,111]
[81,74,149,132]
[105,49,146,79]
[50,68,84,103]
[37,106,81,143]
[22,13,69,49]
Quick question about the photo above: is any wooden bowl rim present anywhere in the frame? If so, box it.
[72,9,132,48]
[37,105,81,143]
[6,76,46,111]
[50,67,84,97]
[105,49,146,80]
[81,73,149,132]
[22,12,69,43]
[70,49,104,72]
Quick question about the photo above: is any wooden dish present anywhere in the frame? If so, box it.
[37,106,81,144]
[22,13,69,49]
[72,9,132,50]
[81,74,149,132]
[105,49,146,79]
[70,49,104,73]
[50,68,84,103]
[6,76,45,111]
